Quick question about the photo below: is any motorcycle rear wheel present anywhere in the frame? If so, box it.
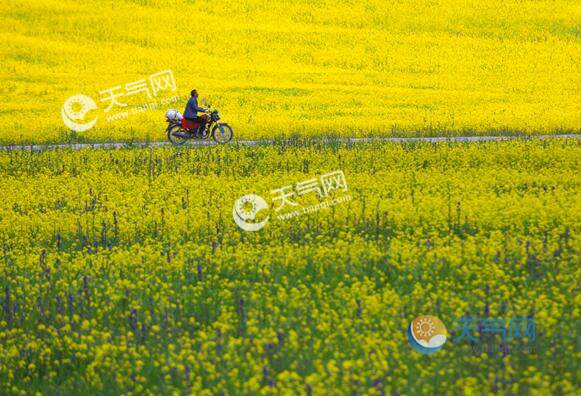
[212,123,233,144]
[167,124,188,146]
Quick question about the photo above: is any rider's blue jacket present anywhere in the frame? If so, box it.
[183,97,206,119]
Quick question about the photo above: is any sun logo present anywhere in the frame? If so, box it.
[61,94,98,132]
[232,194,269,232]
[415,317,436,337]
[408,315,447,354]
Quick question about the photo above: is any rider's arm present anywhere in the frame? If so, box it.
[192,99,207,113]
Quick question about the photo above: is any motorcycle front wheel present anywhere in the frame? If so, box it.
[167,124,188,146]
[212,123,233,144]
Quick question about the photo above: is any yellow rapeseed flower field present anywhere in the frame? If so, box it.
[0,0,579,394]
[0,0,580,143]
[0,139,579,394]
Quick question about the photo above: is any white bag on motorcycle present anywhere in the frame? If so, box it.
[165,109,183,122]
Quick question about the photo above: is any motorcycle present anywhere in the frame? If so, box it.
[165,106,233,146]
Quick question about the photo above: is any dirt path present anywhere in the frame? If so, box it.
[1,134,579,152]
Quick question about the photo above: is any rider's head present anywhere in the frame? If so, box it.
[191,89,198,98]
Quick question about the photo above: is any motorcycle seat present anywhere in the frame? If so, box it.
[181,118,200,130]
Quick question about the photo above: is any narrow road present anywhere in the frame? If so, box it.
[1,134,578,152]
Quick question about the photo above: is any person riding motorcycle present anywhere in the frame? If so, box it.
[183,89,209,133]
